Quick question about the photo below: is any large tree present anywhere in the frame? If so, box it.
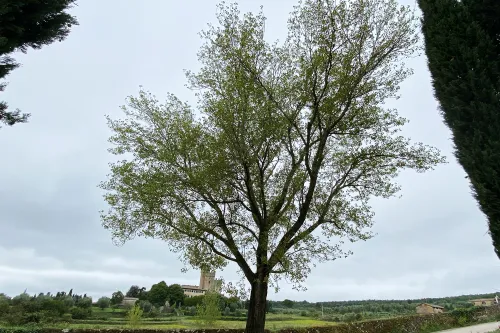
[100,1,444,332]
[110,291,124,306]
[418,0,500,258]
[0,0,78,128]
[148,281,169,308]
[167,284,185,306]
[125,285,146,298]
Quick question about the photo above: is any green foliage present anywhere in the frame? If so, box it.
[282,300,294,309]
[110,291,124,306]
[146,306,159,318]
[266,300,274,314]
[61,296,74,308]
[75,297,92,309]
[138,291,149,301]
[0,291,98,325]
[70,307,91,320]
[126,304,143,327]
[126,285,147,298]
[185,296,205,307]
[418,0,500,258]
[148,281,170,308]
[138,300,152,313]
[0,0,78,128]
[224,307,231,316]
[125,285,140,298]
[167,284,186,306]
[0,295,10,314]
[197,292,222,327]
[96,297,111,310]
[11,293,30,306]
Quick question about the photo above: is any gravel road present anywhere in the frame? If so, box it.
[435,322,500,333]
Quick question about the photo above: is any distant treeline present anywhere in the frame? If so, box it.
[267,292,497,317]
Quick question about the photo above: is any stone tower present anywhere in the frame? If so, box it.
[199,270,216,290]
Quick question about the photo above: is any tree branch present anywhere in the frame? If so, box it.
[227,221,259,242]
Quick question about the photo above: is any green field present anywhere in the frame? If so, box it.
[38,319,337,331]
[36,312,338,331]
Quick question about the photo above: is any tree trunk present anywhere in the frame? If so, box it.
[245,274,268,333]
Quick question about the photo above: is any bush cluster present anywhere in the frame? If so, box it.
[0,293,93,325]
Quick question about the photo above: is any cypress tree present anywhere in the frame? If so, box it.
[0,0,78,127]
[418,0,500,257]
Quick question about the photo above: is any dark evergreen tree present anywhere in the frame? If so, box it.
[418,0,500,258]
[0,0,78,127]
[125,285,141,298]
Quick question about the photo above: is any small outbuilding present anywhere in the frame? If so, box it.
[121,297,139,307]
[416,303,445,314]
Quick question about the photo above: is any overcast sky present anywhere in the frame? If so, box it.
[1,0,498,302]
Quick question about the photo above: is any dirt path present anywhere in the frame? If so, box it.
[435,322,500,333]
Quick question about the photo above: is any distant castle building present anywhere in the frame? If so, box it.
[182,270,222,298]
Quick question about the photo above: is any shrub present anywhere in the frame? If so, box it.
[2,311,23,326]
[196,292,221,327]
[20,311,44,324]
[0,301,10,318]
[126,304,143,327]
[96,297,111,310]
[70,307,91,319]
[184,295,205,307]
[62,296,74,308]
[457,316,467,326]
[146,307,159,318]
[138,300,153,313]
[185,306,197,316]
[75,297,92,309]
[11,293,31,306]
[61,313,72,322]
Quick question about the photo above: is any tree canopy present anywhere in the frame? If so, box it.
[148,281,170,307]
[418,0,500,258]
[100,0,444,332]
[126,285,146,298]
[110,291,124,305]
[0,0,78,128]
[167,284,186,306]
[97,296,111,309]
